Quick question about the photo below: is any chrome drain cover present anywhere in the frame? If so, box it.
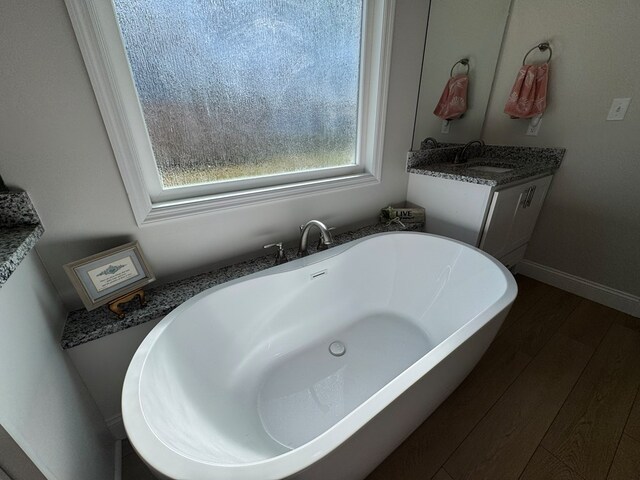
[329,341,346,357]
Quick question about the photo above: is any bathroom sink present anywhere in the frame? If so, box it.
[467,165,514,174]
[446,158,517,174]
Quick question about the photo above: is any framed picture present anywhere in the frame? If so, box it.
[64,241,155,311]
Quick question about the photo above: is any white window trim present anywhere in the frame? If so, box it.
[65,0,395,226]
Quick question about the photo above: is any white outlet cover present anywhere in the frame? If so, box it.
[526,116,542,136]
[441,120,450,134]
[607,98,631,121]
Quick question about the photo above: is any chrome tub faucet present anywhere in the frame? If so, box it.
[298,220,334,257]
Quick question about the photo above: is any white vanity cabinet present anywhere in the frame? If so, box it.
[407,173,553,268]
[479,175,552,261]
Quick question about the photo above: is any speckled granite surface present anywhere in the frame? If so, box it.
[0,192,43,287]
[0,225,45,285]
[61,222,423,349]
[407,144,565,186]
[0,191,41,227]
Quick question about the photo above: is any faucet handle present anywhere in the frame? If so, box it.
[263,242,288,265]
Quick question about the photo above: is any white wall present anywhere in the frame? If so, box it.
[0,253,114,480]
[67,318,162,440]
[0,0,430,309]
[482,0,640,297]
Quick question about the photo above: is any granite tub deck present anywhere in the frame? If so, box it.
[407,144,565,186]
[61,222,422,349]
[0,192,44,286]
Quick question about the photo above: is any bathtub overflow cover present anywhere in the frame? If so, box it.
[329,341,346,357]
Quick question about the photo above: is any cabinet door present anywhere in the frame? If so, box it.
[407,174,493,246]
[480,175,553,258]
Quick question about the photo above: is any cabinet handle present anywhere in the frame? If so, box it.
[525,185,537,208]
[521,187,532,208]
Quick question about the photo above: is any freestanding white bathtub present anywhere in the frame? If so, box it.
[122,232,517,480]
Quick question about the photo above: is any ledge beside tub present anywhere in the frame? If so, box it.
[60,221,423,350]
[0,192,44,287]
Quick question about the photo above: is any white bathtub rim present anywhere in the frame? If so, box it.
[122,231,517,480]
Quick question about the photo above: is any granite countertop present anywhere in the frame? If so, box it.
[61,221,422,349]
[0,192,44,287]
[0,225,45,285]
[407,144,565,187]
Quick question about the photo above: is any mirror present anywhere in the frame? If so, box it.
[412,0,513,148]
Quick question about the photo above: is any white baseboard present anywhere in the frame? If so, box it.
[114,439,122,480]
[107,414,127,441]
[518,260,640,318]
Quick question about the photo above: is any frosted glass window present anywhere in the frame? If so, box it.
[113,0,363,188]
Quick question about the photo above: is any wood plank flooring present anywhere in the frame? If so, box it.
[443,334,592,480]
[626,390,640,442]
[122,439,155,480]
[541,325,640,480]
[607,434,640,479]
[122,275,640,480]
[367,275,640,480]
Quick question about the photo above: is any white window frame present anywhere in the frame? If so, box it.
[65,0,395,226]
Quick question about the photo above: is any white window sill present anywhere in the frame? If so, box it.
[139,172,381,224]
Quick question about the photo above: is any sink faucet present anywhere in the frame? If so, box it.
[422,137,439,149]
[453,140,485,164]
[297,220,334,257]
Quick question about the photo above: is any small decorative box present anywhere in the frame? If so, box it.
[379,202,425,226]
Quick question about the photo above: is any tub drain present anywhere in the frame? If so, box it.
[329,341,346,357]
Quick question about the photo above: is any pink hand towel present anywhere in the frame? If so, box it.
[434,74,468,120]
[504,63,549,118]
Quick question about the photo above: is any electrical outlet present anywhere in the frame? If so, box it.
[606,98,631,121]
[441,120,450,134]
[526,116,542,136]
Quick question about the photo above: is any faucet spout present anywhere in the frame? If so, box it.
[422,137,440,149]
[454,140,485,164]
[298,220,334,257]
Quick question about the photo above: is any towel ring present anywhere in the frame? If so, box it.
[522,42,552,65]
[450,58,469,77]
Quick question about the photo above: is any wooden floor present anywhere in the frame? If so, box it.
[366,275,640,480]
[121,439,155,480]
[122,275,640,480]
